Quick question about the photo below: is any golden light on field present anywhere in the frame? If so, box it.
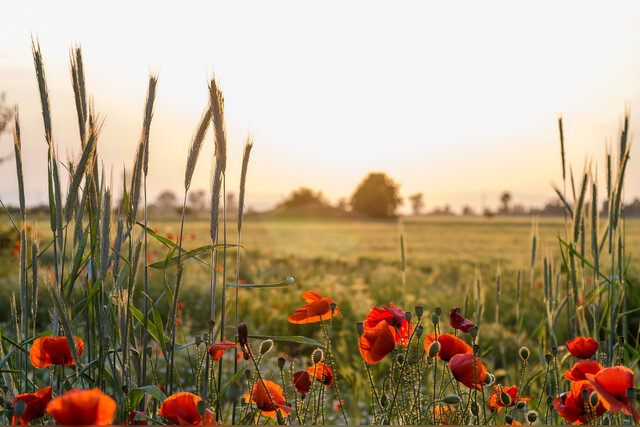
[1,1,640,213]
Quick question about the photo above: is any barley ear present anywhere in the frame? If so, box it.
[238,136,253,232]
[185,106,213,191]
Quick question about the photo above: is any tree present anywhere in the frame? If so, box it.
[462,205,476,216]
[350,172,402,218]
[280,187,325,208]
[499,191,512,214]
[188,188,207,211]
[408,192,425,215]
[156,190,178,209]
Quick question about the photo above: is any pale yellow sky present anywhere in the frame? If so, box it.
[1,1,640,213]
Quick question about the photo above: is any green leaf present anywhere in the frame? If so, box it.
[127,385,167,409]
[248,334,325,348]
[129,304,170,346]
[226,277,294,288]
[149,244,229,269]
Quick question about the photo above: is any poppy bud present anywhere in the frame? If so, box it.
[500,389,511,406]
[13,400,26,419]
[277,357,286,370]
[504,414,513,424]
[244,369,251,379]
[435,307,442,316]
[603,415,610,425]
[396,353,405,365]
[526,411,537,423]
[470,401,479,415]
[330,302,337,315]
[551,346,558,356]
[428,341,440,358]
[469,327,478,338]
[516,400,526,409]
[600,340,607,351]
[226,381,242,402]
[312,348,324,364]
[290,347,300,358]
[589,391,599,407]
[442,394,461,405]
[432,314,439,325]
[300,393,306,401]
[260,339,273,355]
[415,325,424,338]
[619,336,625,345]
[544,353,552,363]
[404,311,412,322]
[415,306,424,319]
[356,322,364,336]
[380,393,388,408]
[581,388,589,401]
[484,373,495,385]
[238,323,251,359]
[196,401,206,417]
[195,336,202,346]
[627,388,637,401]
[472,344,480,355]
[519,346,529,361]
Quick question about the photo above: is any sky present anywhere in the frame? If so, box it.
[1,1,640,214]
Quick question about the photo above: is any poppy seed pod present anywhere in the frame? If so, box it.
[312,348,324,364]
[244,369,252,379]
[196,401,206,416]
[415,325,424,338]
[544,353,552,363]
[195,336,202,346]
[414,306,424,319]
[442,394,461,405]
[277,357,286,369]
[432,314,439,325]
[519,346,529,361]
[428,341,441,358]
[435,307,442,316]
[527,411,537,423]
[404,311,412,322]
[260,339,273,355]
[330,302,337,314]
[380,394,388,408]
[581,388,589,401]
[504,414,513,424]
[356,322,364,336]
[589,391,599,407]
[472,344,480,355]
[396,353,405,365]
[516,400,526,409]
[551,346,558,356]
[619,335,625,345]
[470,401,479,415]
[469,327,478,338]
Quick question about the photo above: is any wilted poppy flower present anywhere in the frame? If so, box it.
[359,321,396,364]
[159,392,216,425]
[293,370,311,394]
[430,405,462,425]
[127,411,150,425]
[288,291,342,324]
[564,360,603,382]
[364,303,412,346]
[554,380,606,424]
[450,308,475,333]
[243,380,292,418]
[567,337,598,359]
[208,340,238,361]
[488,385,531,413]
[11,386,52,425]
[30,336,84,368]
[308,362,334,387]
[46,388,116,425]
[449,353,486,390]
[424,333,473,362]
[237,323,251,360]
[586,366,639,419]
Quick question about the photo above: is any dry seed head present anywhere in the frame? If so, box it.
[312,348,324,364]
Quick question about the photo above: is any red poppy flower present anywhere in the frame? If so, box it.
[176,318,183,326]
[554,380,606,424]
[45,388,117,425]
[288,291,341,324]
[127,411,150,425]
[208,341,238,361]
[30,336,84,368]
[242,380,292,418]
[430,406,462,425]
[307,362,334,387]
[449,353,486,390]
[293,370,311,394]
[159,392,217,425]
[189,233,196,240]
[11,386,52,425]
[585,366,639,419]
[564,360,603,382]
[488,385,531,413]
[424,333,473,362]
[566,337,598,359]
[359,321,396,364]
[450,308,475,333]
[363,303,412,346]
